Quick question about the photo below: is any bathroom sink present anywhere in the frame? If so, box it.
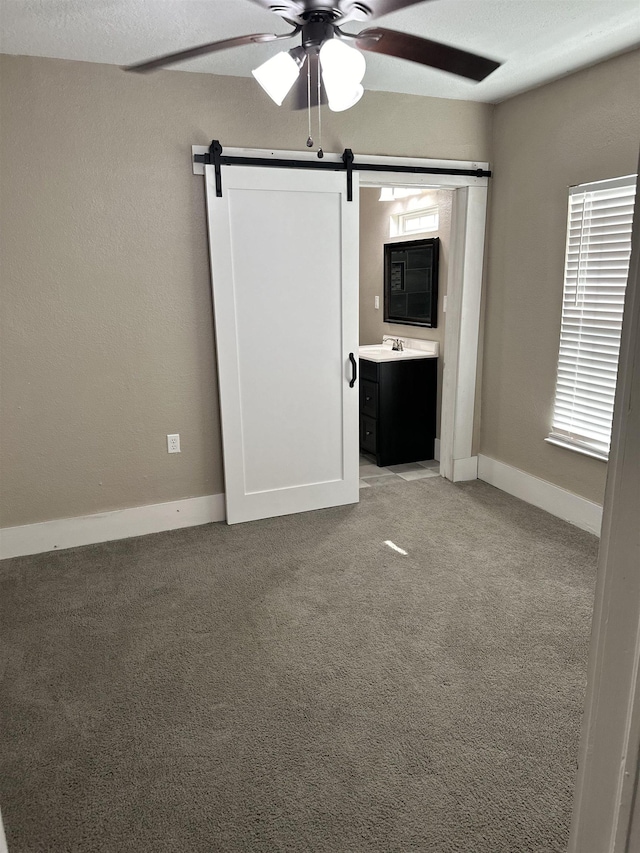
[359,338,439,363]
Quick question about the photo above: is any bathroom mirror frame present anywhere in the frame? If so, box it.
[383,237,439,328]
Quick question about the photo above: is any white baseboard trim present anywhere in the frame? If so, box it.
[477,455,602,536]
[452,456,478,481]
[434,438,441,461]
[0,494,227,560]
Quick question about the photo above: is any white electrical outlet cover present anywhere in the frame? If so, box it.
[375,295,380,310]
[167,434,181,453]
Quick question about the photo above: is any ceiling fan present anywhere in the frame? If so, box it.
[125,0,501,113]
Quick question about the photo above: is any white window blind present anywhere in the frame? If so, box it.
[549,174,636,460]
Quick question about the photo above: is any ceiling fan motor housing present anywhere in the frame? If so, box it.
[301,13,337,51]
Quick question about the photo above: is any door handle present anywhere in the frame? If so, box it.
[349,353,357,388]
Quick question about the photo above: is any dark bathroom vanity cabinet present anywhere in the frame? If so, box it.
[359,355,437,467]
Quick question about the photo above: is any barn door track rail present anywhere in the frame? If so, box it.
[193,140,491,201]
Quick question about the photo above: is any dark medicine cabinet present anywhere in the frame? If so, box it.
[384,237,439,328]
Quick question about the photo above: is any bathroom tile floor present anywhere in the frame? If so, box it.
[359,454,440,488]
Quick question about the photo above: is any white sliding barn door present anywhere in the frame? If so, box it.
[205,165,360,524]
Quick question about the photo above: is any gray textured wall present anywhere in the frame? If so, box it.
[0,55,492,527]
[481,49,640,504]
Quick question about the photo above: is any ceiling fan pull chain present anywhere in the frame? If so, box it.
[306,60,313,148]
[317,61,324,159]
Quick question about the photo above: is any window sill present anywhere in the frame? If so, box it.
[545,435,608,462]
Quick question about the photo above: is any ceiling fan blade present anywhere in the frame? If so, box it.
[356,27,501,82]
[247,0,433,25]
[246,0,307,25]
[124,29,299,73]
[338,0,433,23]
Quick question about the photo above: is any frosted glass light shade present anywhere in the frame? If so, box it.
[325,83,364,112]
[252,51,302,106]
[319,39,366,82]
[319,39,366,112]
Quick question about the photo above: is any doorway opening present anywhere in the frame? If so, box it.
[194,144,489,523]
[357,184,453,489]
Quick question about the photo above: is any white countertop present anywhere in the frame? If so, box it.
[359,336,439,363]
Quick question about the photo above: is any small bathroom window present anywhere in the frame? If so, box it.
[392,207,439,237]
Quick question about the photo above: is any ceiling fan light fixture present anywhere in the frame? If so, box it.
[326,82,364,111]
[319,38,366,81]
[252,48,306,106]
[319,38,366,111]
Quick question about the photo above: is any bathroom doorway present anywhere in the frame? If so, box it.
[357,184,453,489]
[193,144,489,522]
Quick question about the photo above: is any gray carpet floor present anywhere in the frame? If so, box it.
[0,478,598,853]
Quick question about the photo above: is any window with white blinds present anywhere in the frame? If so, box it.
[548,174,637,460]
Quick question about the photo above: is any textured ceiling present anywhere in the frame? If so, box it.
[1,0,639,103]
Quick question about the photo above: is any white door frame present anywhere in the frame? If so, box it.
[193,146,489,483]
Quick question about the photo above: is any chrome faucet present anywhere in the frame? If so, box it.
[391,338,404,352]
